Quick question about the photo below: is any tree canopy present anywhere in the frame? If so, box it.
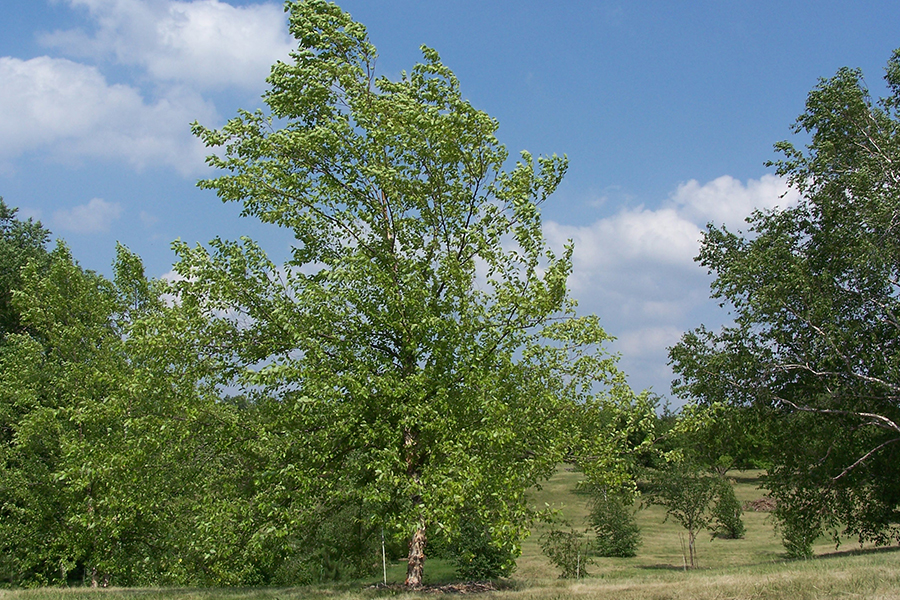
[179,0,629,586]
[670,49,900,556]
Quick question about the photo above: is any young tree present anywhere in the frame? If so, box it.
[180,0,626,586]
[588,487,642,558]
[670,49,900,555]
[539,525,593,579]
[644,464,720,568]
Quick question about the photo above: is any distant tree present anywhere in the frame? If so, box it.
[670,49,900,556]
[670,404,774,476]
[0,199,49,340]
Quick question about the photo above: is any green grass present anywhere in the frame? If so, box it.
[518,466,880,579]
[4,467,899,599]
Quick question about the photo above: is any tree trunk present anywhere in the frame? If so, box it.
[405,524,427,587]
[403,426,426,587]
[688,529,696,568]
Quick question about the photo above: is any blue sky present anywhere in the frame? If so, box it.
[2,0,899,400]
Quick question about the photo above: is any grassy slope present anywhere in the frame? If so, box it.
[4,467,900,600]
[519,467,789,579]
[511,466,900,598]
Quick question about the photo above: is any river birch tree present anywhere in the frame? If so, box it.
[670,50,900,556]
[179,0,625,586]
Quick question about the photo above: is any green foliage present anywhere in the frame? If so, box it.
[449,515,517,580]
[573,391,662,497]
[710,480,745,540]
[775,503,820,560]
[643,464,721,568]
[0,237,252,587]
[180,0,630,586]
[0,198,50,341]
[672,404,774,475]
[588,488,642,558]
[539,526,593,579]
[670,49,900,556]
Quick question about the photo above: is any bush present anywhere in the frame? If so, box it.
[589,489,642,557]
[776,505,821,559]
[450,518,517,580]
[539,526,593,579]
[711,480,746,539]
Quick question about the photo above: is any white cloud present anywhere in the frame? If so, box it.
[617,326,683,360]
[673,174,800,228]
[548,174,797,397]
[42,0,294,90]
[545,206,702,299]
[0,56,216,173]
[53,197,123,233]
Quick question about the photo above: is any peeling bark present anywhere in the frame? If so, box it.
[405,525,427,587]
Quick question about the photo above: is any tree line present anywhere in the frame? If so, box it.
[2,0,899,588]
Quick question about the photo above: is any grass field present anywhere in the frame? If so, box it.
[4,467,900,600]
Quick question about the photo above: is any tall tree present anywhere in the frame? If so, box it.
[0,198,49,340]
[180,0,626,586]
[0,241,248,586]
[670,50,900,556]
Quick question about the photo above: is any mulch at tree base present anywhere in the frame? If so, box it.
[368,581,498,594]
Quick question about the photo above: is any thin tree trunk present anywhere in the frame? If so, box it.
[688,529,696,568]
[405,524,427,587]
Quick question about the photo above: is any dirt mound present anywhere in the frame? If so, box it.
[743,496,776,512]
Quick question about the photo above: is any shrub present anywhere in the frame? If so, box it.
[776,505,821,559]
[589,489,642,557]
[539,526,593,579]
[711,480,746,539]
[450,518,517,580]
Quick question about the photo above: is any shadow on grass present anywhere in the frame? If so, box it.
[635,564,691,572]
[728,473,763,486]
[815,544,900,561]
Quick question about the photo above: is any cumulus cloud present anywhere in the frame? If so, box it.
[673,174,800,228]
[0,56,216,173]
[41,0,294,90]
[549,175,798,396]
[548,174,798,310]
[52,198,123,233]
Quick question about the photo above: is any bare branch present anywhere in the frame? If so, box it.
[778,397,900,434]
[832,436,900,481]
